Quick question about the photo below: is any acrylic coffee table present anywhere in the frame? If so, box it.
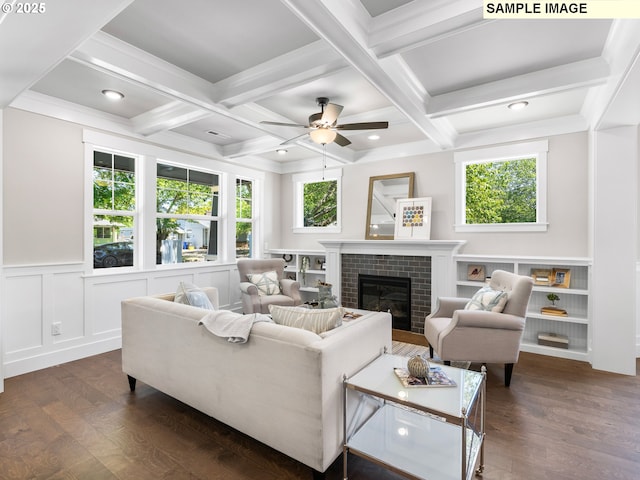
[343,353,486,480]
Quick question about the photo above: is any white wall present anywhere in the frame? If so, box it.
[279,132,590,258]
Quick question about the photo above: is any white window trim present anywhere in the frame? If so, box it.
[235,176,257,259]
[454,140,548,233]
[292,168,342,234]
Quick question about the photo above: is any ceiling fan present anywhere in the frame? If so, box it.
[260,97,389,147]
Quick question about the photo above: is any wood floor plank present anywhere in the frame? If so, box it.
[0,349,638,480]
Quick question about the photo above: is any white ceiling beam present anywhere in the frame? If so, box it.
[132,101,212,136]
[214,41,347,107]
[0,0,133,108]
[223,134,355,164]
[368,0,487,57]
[582,19,640,130]
[428,57,610,118]
[282,0,455,149]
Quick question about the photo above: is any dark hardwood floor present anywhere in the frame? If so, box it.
[1,349,639,480]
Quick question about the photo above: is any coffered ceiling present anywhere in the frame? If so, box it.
[2,0,640,173]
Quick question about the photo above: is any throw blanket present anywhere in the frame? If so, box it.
[198,311,273,343]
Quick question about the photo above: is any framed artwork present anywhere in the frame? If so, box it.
[531,268,552,286]
[394,197,432,240]
[551,268,571,288]
[467,265,486,282]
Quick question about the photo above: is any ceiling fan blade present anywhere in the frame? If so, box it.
[334,133,351,147]
[321,103,343,126]
[335,121,389,130]
[280,133,309,145]
[260,121,308,128]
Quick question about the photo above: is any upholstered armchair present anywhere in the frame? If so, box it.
[424,270,534,386]
[237,258,303,314]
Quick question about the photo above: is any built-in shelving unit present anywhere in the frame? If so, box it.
[267,249,326,300]
[455,255,591,362]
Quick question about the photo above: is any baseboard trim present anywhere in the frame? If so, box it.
[3,337,122,379]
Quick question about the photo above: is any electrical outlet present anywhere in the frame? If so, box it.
[52,322,62,336]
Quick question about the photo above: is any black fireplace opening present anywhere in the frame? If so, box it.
[358,274,411,331]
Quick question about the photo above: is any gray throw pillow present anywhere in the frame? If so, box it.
[174,282,215,310]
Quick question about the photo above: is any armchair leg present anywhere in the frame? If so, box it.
[429,345,434,358]
[504,363,514,387]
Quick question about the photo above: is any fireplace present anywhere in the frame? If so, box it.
[358,274,412,331]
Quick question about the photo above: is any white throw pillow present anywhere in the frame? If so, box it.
[465,286,508,313]
[247,270,282,296]
[269,305,344,334]
[174,282,215,310]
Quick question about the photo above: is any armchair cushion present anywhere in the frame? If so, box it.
[465,286,508,313]
[174,282,215,310]
[269,305,343,334]
[247,270,282,296]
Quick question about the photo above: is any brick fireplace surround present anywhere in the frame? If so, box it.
[319,240,466,334]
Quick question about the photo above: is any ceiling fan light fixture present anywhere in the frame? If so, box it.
[102,89,124,101]
[508,101,528,111]
[368,134,380,140]
[276,149,288,155]
[310,128,337,145]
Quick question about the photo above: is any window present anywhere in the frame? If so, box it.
[455,141,548,232]
[235,178,253,258]
[156,162,220,264]
[93,150,136,268]
[292,169,342,233]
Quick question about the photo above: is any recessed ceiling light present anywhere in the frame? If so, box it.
[508,101,528,111]
[276,149,288,155]
[368,134,380,140]
[101,89,124,101]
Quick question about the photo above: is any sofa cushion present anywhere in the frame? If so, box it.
[247,270,282,296]
[465,286,508,313]
[174,282,215,310]
[269,305,343,334]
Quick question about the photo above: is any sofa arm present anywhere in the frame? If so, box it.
[429,297,469,318]
[453,309,525,331]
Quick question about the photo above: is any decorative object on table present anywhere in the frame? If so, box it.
[541,293,568,316]
[300,256,310,285]
[407,354,430,378]
[394,197,432,240]
[551,268,571,288]
[467,264,486,282]
[393,365,457,387]
[531,268,552,285]
[537,332,569,349]
[316,281,338,309]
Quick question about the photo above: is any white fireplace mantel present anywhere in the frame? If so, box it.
[318,239,467,313]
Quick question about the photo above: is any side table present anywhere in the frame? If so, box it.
[343,353,486,480]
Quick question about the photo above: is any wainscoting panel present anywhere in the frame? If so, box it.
[4,274,43,353]
[2,262,242,379]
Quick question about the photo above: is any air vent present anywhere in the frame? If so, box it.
[206,130,231,139]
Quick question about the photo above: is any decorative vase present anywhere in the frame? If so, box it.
[318,284,338,309]
[407,355,430,378]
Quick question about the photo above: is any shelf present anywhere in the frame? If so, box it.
[520,341,588,361]
[347,403,482,480]
[526,312,588,324]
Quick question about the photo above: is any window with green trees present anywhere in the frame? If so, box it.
[455,141,548,232]
[292,169,341,233]
[93,150,136,268]
[465,158,537,224]
[156,163,219,264]
[303,180,338,227]
[236,178,253,258]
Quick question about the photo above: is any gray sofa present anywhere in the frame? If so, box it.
[121,287,391,476]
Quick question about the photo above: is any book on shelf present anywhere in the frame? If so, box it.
[393,367,456,388]
[540,306,568,316]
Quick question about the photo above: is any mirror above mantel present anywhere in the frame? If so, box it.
[365,172,415,240]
